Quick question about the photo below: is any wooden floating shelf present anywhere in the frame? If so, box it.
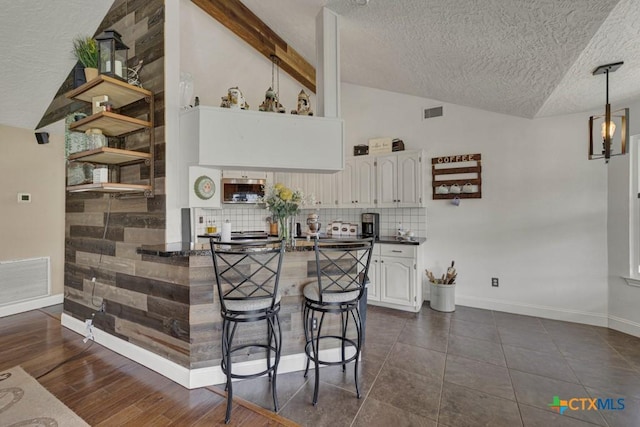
[69,111,151,136]
[66,183,152,193]
[433,192,481,200]
[66,74,152,108]
[67,147,151,165]
[432,153,483,200]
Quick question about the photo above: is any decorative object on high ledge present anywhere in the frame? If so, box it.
[96,29,129,81]
[179,71,194,108]
[291,89,313,116]
[589,61,629,163]
[259,87,285,113]
[71,35,98,83]
[259,55,286,113]
[221,86,249,110]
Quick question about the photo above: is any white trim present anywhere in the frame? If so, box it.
[0,294,63,318]
[61,313,352,389]
[608,315,640,338]
[629,135,640,279]
[455,295,608,327]
[622,276,640,288]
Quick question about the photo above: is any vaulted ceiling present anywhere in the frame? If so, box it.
[2,0,640,131]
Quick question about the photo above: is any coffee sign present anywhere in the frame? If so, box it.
[433,153,481,164]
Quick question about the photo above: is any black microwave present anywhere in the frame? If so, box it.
[221,178,265,204]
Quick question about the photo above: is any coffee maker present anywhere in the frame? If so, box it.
[361,213,380,239]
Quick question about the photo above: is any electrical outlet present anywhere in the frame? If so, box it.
[312,317,318,330]
[84,319,94,343]
[491,277,499,287]
[99,301,106,313]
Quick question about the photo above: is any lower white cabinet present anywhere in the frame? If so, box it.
[367,243,424,312]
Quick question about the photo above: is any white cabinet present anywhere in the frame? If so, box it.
[310,173,337,207]
[367,243,424,312]
[222,170,267,180]
[338,157,376,208]
[376,151,423,208]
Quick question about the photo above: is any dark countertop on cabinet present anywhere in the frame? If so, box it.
[138,235,426,257]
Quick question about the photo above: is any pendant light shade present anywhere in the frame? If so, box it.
[589,61,629,162]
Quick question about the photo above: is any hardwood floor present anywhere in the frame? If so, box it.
[0,306,299,426]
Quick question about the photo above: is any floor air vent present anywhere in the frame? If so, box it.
[0,257,50,305]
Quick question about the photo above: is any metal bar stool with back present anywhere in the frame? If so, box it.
[302,237,374,405]
[209,238,285,423]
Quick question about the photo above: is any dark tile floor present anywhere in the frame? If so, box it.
[231,303,640,427]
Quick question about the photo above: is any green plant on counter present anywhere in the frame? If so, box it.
[72,35,98,68]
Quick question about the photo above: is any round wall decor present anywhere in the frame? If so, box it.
[194,175,216,200]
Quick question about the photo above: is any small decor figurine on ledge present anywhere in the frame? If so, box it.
[291,89,313,116]
[220,86,249,110]
[259,87,286,113]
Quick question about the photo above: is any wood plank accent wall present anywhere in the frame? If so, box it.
[192,0,316,93]
[39,0,199,370]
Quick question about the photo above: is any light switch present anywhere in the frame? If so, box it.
[17,193,31,203]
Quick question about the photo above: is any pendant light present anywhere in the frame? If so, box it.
[589,61,629,163]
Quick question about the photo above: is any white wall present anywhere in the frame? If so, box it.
[179,1,315,115]
[0,125,65,310]
[607,99,640,337]
[342,83,609,325]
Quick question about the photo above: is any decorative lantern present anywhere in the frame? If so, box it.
[96,29,129,81]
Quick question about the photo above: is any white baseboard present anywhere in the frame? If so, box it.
[453,295,609,327]
[0,294,63,318]
[608,316,640,338]
[61,313,353,389]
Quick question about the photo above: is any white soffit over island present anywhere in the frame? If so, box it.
[182,106,344,172]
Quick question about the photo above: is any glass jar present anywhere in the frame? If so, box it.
[85,128,107,150]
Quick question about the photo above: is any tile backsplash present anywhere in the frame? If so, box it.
[194,206,426,240]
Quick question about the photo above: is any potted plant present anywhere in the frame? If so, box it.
[72,35,99,82]
[426,261,456,312]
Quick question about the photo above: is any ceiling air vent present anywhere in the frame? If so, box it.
[423,106,443,120]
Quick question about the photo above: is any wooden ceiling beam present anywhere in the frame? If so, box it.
[192,0,316,93]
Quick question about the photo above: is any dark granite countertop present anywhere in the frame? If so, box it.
[139,235,426,257]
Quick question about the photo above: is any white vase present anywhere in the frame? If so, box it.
[429,282,455,312]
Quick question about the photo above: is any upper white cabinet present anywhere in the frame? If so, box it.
[376,151,423,208]
[315,173,337,207]
[181,107,344,172]
[222,170,268,180]
[338,157,376,208]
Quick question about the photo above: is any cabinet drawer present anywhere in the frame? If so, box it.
[379,244,416,258]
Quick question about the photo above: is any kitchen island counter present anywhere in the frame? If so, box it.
[138,235,426,257]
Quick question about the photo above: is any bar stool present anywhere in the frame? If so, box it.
[210,238,285,424]
[302,237,374,405]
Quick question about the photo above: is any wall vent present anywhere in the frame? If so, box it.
[423,106,443,120]
[0,257,50,306]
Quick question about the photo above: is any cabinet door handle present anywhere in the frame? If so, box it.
[391,250,402,253]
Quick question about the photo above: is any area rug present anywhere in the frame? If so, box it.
[0,366,89,426]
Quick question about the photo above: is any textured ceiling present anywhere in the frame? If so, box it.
[0,0,113,131]
[2,0,639,131]
[241,0,640,118]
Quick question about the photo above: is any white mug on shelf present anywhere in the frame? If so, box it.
[463,183,475,193]
[450,184,461,194]
[436,184,449,194]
